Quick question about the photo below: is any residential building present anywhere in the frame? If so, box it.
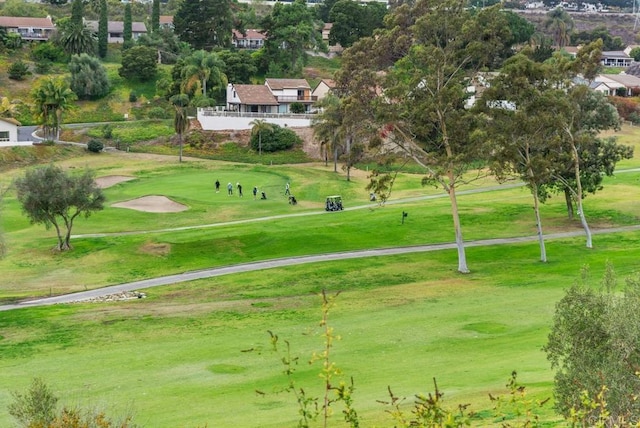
[199,79,316,130]
[0,16,55,41]
[312,79,336,101]
[0,117,21,146]
[232,29,265,49]
[601,51,633,68]
[592,74,640,96]
[85,20,147,43]
[265,78,315,113]
[159,15,173,29]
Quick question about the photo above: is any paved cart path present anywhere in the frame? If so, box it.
[3,169,639,312]
[2,224,640,312]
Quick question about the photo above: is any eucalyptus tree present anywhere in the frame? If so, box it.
[336,1,512,273]
[478,53,565,263]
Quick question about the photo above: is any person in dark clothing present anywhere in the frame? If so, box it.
[253,187,258,199]
[237,183,243,197]
[215,180,220,193]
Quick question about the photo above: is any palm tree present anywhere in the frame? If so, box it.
[171,94,190,163]
[31,77,77,141]
[544,8,574,48]
[181,50,227,99]
[249,119,273,157]
[60,24,97,56]
[312,94,345,173]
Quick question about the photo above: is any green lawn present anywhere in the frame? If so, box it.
[0,127,639,426]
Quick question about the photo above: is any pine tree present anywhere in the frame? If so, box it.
[98,0,108,58]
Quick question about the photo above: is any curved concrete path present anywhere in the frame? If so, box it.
[2,224,640,312]
[3,168,639,312]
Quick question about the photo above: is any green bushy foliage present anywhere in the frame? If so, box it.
[8,60,30,80]
[129,91,138,102]
[147,106,169,119]
[249,125,302,153]
[30,42,66,63]
[87,139,104,153]
[289,102,305,114]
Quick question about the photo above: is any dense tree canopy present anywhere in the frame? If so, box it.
[173,0,236,50]
[119,45,158,81]
[69,53,110,100]
[328,0,386,48]
[260,0,322,76]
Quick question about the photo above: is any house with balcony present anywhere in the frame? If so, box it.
[198,79,316,130]
[0,16,55,41]
[232,29,265,49]
[265,78,315,113]
[601,51,633,68]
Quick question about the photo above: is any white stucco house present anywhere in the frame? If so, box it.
[0,117,22,147]
[198,79,317,131]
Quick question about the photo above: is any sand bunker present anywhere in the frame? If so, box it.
[112,196,188,213]
[95,175,135,188]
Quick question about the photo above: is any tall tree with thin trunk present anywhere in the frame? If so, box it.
[479,53,565,263]
[338,1,511,273]
[171,94,190,163]
[14,165,105,251]
[98,0,108,58]
[312,94,345,174]
[249,119,273,157]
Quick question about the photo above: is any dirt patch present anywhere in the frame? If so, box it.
[95,175,135,188]
[139,242,171,256]
[111,195,188,213]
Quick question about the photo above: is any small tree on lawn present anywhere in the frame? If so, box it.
[249,119,273,157]
[14,164,105,251]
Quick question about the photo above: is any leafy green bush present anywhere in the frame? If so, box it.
[289,102,305,114]
[8,60,30,80]
[31,42,66,63]
[249,125,302,153]
[87,139,104,153]
[34,60,52,74]
[129,91,138,102]
[147,106,169,119]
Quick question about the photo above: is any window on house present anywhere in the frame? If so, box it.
[0,131,10,142]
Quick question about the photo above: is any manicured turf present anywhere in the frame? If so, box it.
[0,128,639,426]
